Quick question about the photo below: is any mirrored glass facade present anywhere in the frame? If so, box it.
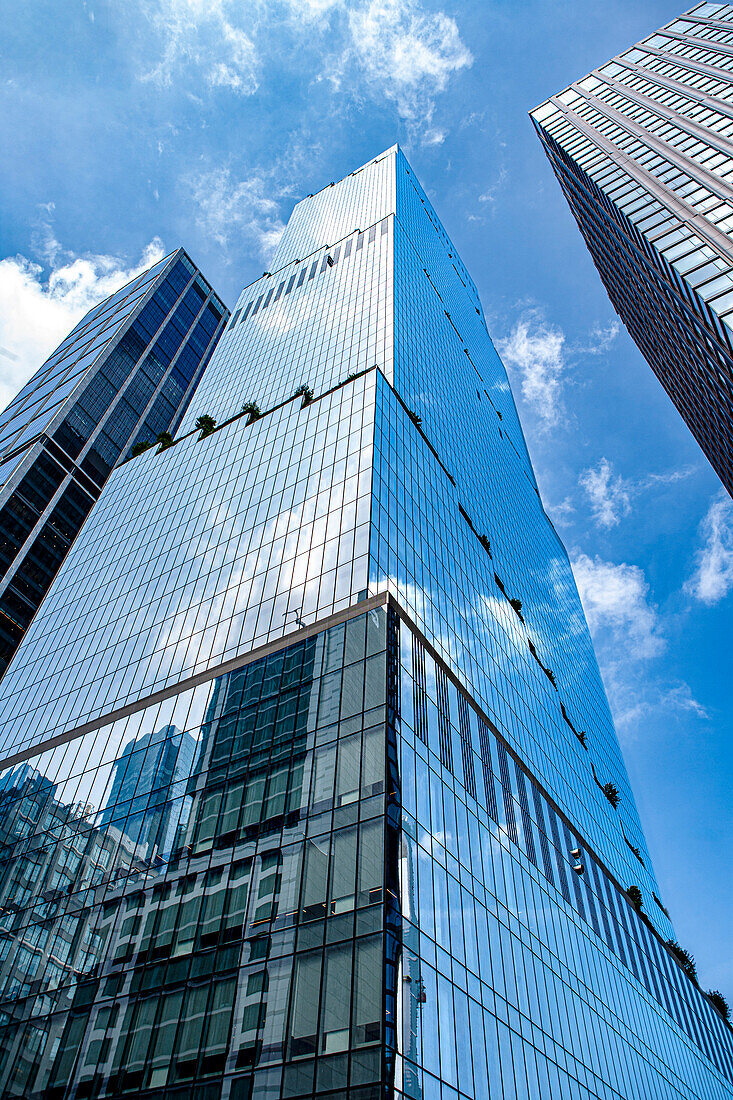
[0,148,728,1098]
[0,250,229,676]
[531,2,733,495]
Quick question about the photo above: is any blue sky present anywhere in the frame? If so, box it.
[1,0,731,998]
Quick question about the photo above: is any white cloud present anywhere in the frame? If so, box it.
[578,457,696,531]
[422,127,446,146]
[545,495,575,528]
[574,320,620,355]
[282,0,342,20]
[579,457,632,529]
[0,232,165,415]
[645,465,697,487]
[567,551,709,736]
[658,682,709,719]
[684,491,733,605]
[571,552,664,660]
[496,311,566,430]
[569,551,704,736]
[347,0,472,135]
[188,166,285,260]
[479,166,508,207]
[495,309,621,434]
[602,675,709,734]
[141,0,258,95]
[208,24,258,92]
[137,0,471,143]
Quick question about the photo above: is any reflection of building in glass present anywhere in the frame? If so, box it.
[0,622,386,1096]
[0,762,147,1095]
[0,250,228,675]
[0,149,729,1099]
[532,3,733,495]
[98,725,197,859]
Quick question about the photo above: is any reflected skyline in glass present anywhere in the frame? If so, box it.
[0,148,728,1098]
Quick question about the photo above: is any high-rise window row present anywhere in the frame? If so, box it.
[0,250,229,677]
[0,605,729,1098]
[531,2,733,494]
[0,148,728,1098]
[228,220,389,335]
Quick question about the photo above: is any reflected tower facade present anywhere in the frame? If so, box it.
[0,250,228,675]
[97,725,197,856]
[532,2,733,496]
[0,149,728,1099]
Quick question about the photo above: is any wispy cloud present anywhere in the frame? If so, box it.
[645,466,698,487]
[574,320,620,356]
[346,0,472,142]
[0,217,164,414]
[579,457,697,530]
[607,679,710,732]
[279,0,343,22]
[478,166,508,209]
[138,0,471,144]
[658,682,709,719]
[571,551,708,734]
[684,491,733,605]
[141,0,259,95]
[571,552,664,661]
[545,495,575,528]
[188,165,286,260]
[496,308,621,434]
[579,458,632,529]
[496,310,566,430]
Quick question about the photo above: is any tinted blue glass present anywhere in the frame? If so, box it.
[0,250,228,677]
[531,5,733,496]
[0,152,726,1100]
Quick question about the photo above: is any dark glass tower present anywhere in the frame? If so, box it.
[0,250,229,675]
[531,2,733,496]
[0,148,728,1099]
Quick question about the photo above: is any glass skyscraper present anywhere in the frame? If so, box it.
[0,250,229,676]
[0,147,728,1099]
[530,2,733,496]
